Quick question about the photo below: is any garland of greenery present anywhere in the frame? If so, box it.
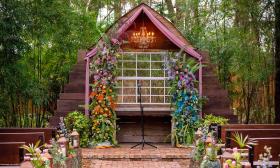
[89,37,121,146]
[166,54,202,146]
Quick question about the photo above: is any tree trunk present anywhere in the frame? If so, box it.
[275,0,280,123]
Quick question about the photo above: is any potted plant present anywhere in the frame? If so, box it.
[200,136,221,168]
[64,111,91,147]
[21,141,50,168]
[231,132,257,149]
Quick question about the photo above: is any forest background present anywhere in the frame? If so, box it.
[0,0,278,127]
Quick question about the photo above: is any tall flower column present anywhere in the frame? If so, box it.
[88,38,120,146]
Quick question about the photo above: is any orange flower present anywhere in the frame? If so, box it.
[90,91,97,97]
[97,94,104,101]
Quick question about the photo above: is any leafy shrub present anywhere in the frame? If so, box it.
[64,111,91,147]
[202,114,228,126]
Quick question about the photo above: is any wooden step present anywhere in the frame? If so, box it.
[72,63,86,72]
[69,71,86,82]
[203,107,232,115]
[63,82,85,93]
[203,84,224,90]
[59,93,84,100]
[203,90,228,98]
[56,99,84,112]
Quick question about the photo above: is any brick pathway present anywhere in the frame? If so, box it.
[82,143,192,168]
[83,160,182,168]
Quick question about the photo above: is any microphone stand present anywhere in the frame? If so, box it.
[131,81,157,149]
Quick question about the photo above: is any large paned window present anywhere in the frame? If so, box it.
[116,52,170,104]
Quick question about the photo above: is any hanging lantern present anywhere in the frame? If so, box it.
[57,134,68,157]
[70,129,80,148]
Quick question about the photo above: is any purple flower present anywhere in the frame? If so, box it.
[111,38,120,45]
[94,74,100,80]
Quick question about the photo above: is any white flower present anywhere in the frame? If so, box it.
[35,148,42,154]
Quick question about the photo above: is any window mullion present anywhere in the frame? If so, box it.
[150,53,152,103]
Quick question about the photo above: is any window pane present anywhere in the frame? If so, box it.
[123,96,136,103]
[122,54,135,61]
[165,88,171,95]
[117,96,122,103]
[151,70,164,77]
[116,80,122,87]
[165,96,171,103]
[151,55,162,61]
[151,80,164,87]
[151,96,164,103]
[138,96,150,103]
[123,70,136,76]
[117,88,122,94]
[141,88,150,95]
[137,62,149,69]
[138,70,150,77]
[137,54,150,61]
[123,62,135,69]
[151,62,163,69]
[139,80,150,87]
[151,88,164,95]
[123,88,135,95]
[123,80,135,87]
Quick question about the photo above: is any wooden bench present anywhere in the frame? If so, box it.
[0,132,45,165]
[0,128,56,142]
[224,129,280,148]
[249,137,280,162]
[0,142,25,165]
[0,132,45,145]
[221,124,280,142]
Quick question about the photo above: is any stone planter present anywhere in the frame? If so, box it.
[200,159,221,168]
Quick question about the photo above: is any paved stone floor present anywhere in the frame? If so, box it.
[82,143,192,168]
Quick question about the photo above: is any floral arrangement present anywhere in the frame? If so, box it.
[224,148,242,168]
[49,139,67,168]
[257,146,273,168]
[89,36,121,146]
[21,141,49,168]
[200,135,222,168]
[166,52,202,145]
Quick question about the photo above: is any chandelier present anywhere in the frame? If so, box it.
[131,25,155,49]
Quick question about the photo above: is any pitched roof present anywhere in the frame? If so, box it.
[86,3,202,61]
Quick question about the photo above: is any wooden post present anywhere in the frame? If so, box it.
[85,57,90,116]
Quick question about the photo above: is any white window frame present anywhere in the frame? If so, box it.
[116,52,170,104]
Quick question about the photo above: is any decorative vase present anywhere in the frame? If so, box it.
[200,159,221,168]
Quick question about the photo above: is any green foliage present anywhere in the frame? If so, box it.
[201,114,228,127]
[64,111,91,147]
[192,138,205,162]
[230,132,257,149]
[0,0,99,127]
[21,140,49,168]
[49,139,66,168]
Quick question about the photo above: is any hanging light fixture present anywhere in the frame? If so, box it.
[131,18,155,49]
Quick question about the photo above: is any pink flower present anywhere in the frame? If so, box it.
[179,75,184,80]
[233,147,238,153]
[232,161,236,166]
[223,163,229,168]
